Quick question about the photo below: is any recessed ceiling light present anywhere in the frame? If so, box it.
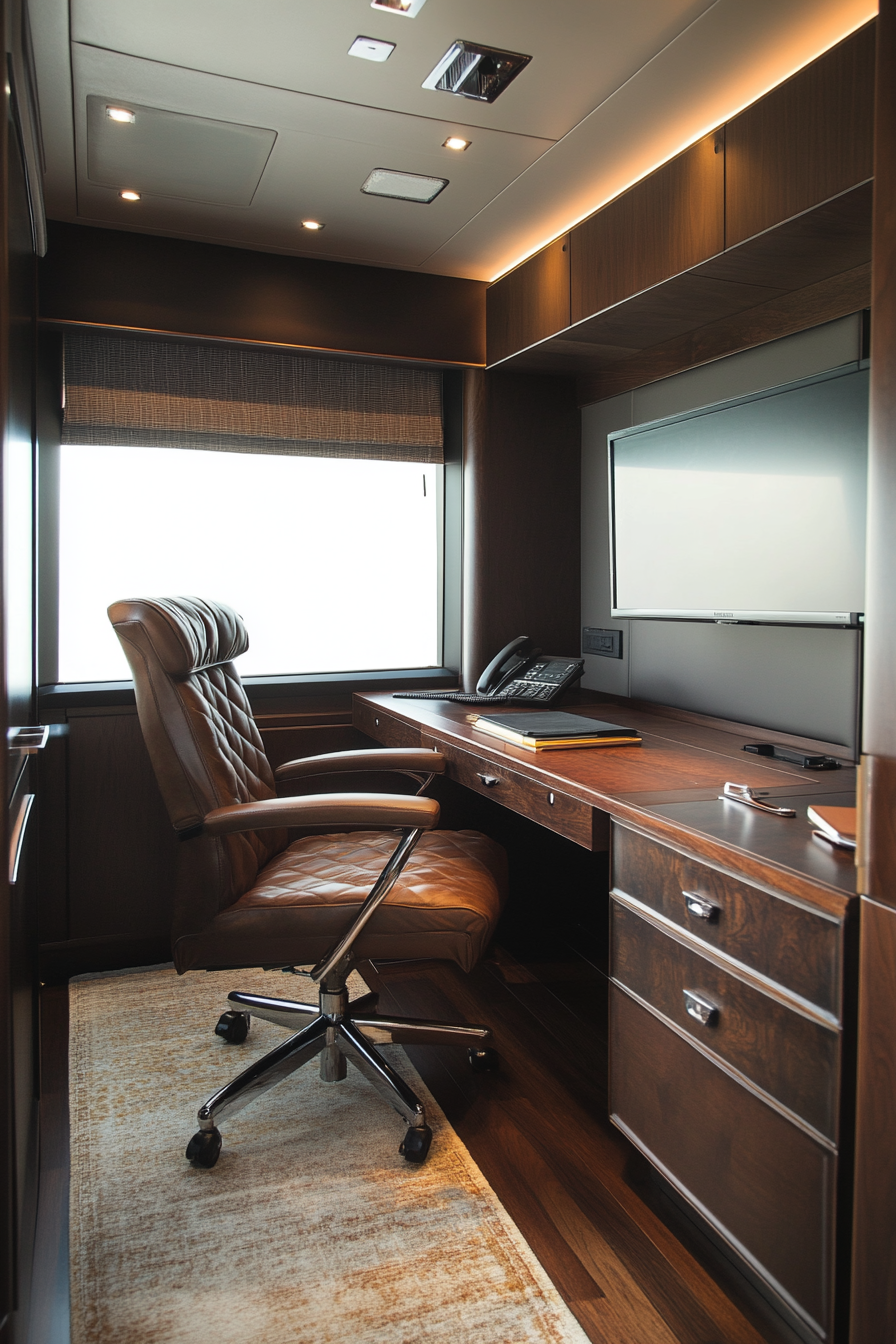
[119,190,141,201]
[443,136,471,152]
[348,36,395,62]
[370,0,428,15]
[106,106,135,124]
[301,219,325,231]
[361,168,448,204]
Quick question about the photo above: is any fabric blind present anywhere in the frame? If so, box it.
[61,332,443,463]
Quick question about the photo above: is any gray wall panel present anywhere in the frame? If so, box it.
[581,315,866,755]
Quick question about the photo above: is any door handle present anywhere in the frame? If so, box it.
[9,792,34,884]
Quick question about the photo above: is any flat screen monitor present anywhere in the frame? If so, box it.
[609,366,869,626]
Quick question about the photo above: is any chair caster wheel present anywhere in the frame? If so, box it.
[215,1010,250,1044]
[399,1124,432,1164]
[468,1046,499,1073]
[186,1128,222,1169]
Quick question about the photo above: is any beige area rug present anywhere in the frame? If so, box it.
[70,966,590,1344]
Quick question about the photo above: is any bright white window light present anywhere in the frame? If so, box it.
[58,447,441,682]
[348,36,395,62]
[106,106,135,123]
[371,0,428,15]
[361,168,448,203]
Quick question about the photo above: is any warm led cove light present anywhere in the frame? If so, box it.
[119,189,141,201]
[443,136,471,151]
[301,219,325,230]
[106,106,135,124]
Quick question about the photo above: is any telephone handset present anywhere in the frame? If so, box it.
[476,637,584,704]
[393,637,584,705]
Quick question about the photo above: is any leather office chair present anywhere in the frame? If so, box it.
[108,597,506,1168]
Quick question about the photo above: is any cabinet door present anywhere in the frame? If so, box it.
[570,132,724,325]
[486,235,570,366]
[725,21,875,249]
[611,987,837,1339]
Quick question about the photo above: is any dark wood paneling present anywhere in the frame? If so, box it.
[612,901,840,1138]
[570,133,724,325]
[851,897,896,1342]
[486,236,570,366]
[612,827,844,1013]
[852,3,896,1337]
[578,262,870,404]
[726,23,875,249]
[66,709,178,942]
[38,221,487,367]
[461,369,580,690]
[611,987,837,1337]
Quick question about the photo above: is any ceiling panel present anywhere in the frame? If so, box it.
[71,43,553,267]
[70,0,715,141]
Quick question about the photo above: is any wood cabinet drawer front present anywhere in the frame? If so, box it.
[438,742,601,850]
[353,703,422,750]
[611,986,835,1337]
[611,901,839,1139]
[612,827,841,1014]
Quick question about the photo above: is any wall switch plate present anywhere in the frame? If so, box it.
[583,627,623,659]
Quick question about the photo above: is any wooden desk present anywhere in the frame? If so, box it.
[354,690,857,1343]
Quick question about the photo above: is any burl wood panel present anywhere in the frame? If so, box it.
[570,133,724,324]
[612,826,843,1014]
[38,221,486,367]
[487,236,570,366]
[611,987,836,1337]
[726,22,875,248]
[612,901,840,1139]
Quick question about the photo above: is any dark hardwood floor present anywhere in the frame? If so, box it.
[30,933,802,1344]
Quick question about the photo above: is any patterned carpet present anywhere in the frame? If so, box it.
[69,966,589,1344]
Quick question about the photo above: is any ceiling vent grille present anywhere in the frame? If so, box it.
[422,41,531,103]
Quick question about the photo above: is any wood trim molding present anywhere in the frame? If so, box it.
[577,262,871,406]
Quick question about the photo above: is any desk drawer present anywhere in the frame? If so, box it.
[612,827,842,1015]
[611,986,835,1338]
[438,741,605,851]
[354,702,422,750]
[611,899,839,1139]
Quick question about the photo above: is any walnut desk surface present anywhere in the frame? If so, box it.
[353,691,857,916]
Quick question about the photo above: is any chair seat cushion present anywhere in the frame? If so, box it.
[173,830,507,973]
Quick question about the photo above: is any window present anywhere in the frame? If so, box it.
[49,334,448,684]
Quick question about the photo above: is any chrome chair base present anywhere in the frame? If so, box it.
[187,978,493,1169]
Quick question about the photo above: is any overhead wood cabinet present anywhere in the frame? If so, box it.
[484,21,876,393]
[725,22,875,249]
[569,132,724,325]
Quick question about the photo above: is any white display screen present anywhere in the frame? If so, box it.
[610,369,869,623]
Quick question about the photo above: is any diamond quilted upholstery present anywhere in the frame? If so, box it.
[173,829,508,973]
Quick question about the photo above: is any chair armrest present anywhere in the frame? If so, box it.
[274,748,445,784]
[202,792,439,837]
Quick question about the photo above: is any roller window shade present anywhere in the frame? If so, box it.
[61,332,444,463]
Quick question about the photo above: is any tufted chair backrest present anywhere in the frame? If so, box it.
[108,596,287,907]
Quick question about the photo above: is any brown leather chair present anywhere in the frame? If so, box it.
[108,597,506,1168]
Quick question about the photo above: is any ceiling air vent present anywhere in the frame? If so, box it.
[422,41,531,103]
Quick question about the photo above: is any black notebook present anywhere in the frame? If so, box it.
[477,712,637,739]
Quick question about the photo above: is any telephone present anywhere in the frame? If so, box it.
[394,636,585,706]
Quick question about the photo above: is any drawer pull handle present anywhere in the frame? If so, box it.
[683,891,719,921]
[683,990,718,1027]
[476,773,501,787]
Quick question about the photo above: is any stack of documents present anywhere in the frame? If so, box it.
[473,711,642,752]
[807,805,857,850]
